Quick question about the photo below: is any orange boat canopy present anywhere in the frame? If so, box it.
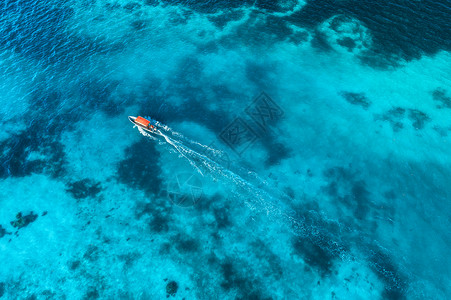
[135,116,151,127]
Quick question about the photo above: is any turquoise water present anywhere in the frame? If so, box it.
[0,0,450,299]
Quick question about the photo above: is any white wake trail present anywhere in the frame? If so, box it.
[136,122,347,258]
[147,118,224,157]
[140,125,294,219]
[158,132,205,176]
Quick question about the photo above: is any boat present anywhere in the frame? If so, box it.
[128,116,159,134]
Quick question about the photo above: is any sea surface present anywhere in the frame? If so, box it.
[0,0,450,299]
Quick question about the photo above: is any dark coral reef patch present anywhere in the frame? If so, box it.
[341,92,371,109]
[285,0,451,67]
[10,212,38,229]
[408,109,431,130]
[66,179,102,200]
[117,141,162,196]
[166,280,178,297]
[375,107,431,131]
[432,88,451,109]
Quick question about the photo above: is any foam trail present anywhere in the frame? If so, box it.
[146,118,224,157]
[137,125,204,176]
[159,132,205,176]
[137,126,157,140]
[139,123,347,257]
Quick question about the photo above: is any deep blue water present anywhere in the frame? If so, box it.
[0,0,450,299]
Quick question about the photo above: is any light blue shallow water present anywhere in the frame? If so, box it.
[0,0,450,299]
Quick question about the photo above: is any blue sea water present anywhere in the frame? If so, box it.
[0,0,450,299]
